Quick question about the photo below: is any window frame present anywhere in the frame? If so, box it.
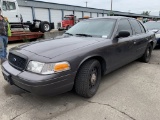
[117,18,133,37]
[2,1,16,11]
[138,21,146,33]
[129,19,143,35]
[8,1,16,10]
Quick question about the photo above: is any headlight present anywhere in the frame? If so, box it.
[27,61,70,74]
[156,34,160,38]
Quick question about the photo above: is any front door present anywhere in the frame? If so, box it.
[106,19,135,72]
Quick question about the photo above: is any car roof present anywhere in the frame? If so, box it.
[89,16,136,20]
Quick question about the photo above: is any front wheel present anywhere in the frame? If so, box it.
[140,43,153,63]
[66,26,71,30]
[75,59,101,98]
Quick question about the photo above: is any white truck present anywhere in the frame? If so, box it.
[0,0,54,32]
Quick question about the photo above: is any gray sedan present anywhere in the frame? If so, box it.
[2,17,156,98]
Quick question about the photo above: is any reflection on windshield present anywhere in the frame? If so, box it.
[144,22,160,30]
[66,19,116,38]
[64,17,70,20]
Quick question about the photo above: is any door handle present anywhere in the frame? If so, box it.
[134,41,136,44]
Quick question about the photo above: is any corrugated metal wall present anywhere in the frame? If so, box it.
[17,0,160,29]
[17,0,106,28]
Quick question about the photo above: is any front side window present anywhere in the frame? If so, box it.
[2,1,8,11]
[117,19,133,36]
[66,19,116,38]
[2,1,16,11]
[129,19,142,35]
[8,2,16,10]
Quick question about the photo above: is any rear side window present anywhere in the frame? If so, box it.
[117,19,133,35]
[129,19,142,35]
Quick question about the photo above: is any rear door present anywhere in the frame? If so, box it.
[1,0,20,22]
[129,19,148,58]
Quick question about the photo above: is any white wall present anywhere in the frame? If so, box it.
[35,8,49,21]
[50,9,62,29]
[84,12,90,17]
[64,10,73,17]
[92,13,97,18]
[75,11,82,19]
[19,6,33,22]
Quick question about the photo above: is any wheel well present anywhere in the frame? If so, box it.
[150,41,154,48]
[79,56,106,76]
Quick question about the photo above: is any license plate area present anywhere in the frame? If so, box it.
[2,69,13,85]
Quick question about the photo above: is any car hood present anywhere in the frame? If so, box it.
[16,36,101,59]
[149,29,160,34]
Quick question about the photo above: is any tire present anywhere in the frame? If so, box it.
[29,25,39,32]
[39,21,51,33]
[66,26,71,30]
[140,43,153,63]
[75,59,101,98]
[58,28,63,31]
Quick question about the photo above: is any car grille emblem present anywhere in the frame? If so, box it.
[13,58,17,62]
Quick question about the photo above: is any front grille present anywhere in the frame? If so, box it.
[8,53,27,71]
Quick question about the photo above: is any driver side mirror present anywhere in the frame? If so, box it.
[116,31,130,38]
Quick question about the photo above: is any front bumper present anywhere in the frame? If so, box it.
[2,61,76,96]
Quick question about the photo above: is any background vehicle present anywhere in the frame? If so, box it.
[0,0,54,32]
[2,17,156,98]
[58,15,90,30]
[144,21,160,45]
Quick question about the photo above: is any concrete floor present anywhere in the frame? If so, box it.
[0,43,160,120]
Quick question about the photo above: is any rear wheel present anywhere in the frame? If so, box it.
[40,21,51,33]
[140,43,152,63]
[75,59,101,98]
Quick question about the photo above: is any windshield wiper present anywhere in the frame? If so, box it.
[76,34,92,37]
[65,32,73,36]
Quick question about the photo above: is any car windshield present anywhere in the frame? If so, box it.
[64,17,70,20]
[144,22,160,30]
[66,19,116,38]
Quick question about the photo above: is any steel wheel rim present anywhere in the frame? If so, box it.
[89,68,98,89]
[44,24,50,31]
[147,48,150,57]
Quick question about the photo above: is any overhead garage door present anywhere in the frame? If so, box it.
[99,13,103,17]
[75,11,82,19]
[84,12,90,17]
[19,7,33,22]
[35,8,49,21]
[64,11,73,17]
[92,13,97,18]
[51,9,62,29]
[104,14,108,16]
